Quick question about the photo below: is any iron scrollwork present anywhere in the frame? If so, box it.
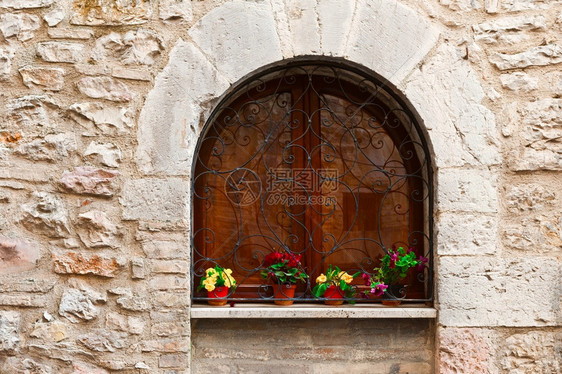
[192,63,433,303]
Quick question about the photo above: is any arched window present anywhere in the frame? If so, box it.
[192,62,432,303]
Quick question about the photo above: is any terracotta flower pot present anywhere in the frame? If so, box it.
[324,285,344,305]
[207,286,229,306]
[381,285,403,306]
[272,284,296,305]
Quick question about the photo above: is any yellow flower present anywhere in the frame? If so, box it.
[204,283,215,291]
[316,274,327,284]
[225,269,233,275]
[205,268,215,277]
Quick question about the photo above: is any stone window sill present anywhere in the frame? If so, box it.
[191,303,436,319]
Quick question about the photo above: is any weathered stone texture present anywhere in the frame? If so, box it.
[44,7,65,27]
[53,251,123,277]
[188,1,282,82]
[439,327,499,374]
[60,166,119,196]
[37,42,85,64]
[509,99,562,171]
[505,184,556,213]
[71,0,152,26]
[15,133,77,161]
[500,331,561,373]
[76,210,119,248]
[69,102,133,134]
[1,357,53,374]
[438,257,560,326]
[77,329,126,352]
[405,44,501,167]
[19,65,65,91]
[59,286,105,323]
[77,76,133,102]
[500,72,538,93]
[503,216,562,253]
[159,0,193,21]
[21,192,71,238]
[91,29,163,65]
[345,0,440,85]
[120,179,188,221]
[0,236,41,274]
[0,0,53,8]
[490,44,562,70]
[0,13,40,41]
[30,319,67,342]
[0,311,20,353]
[0,46,14,80]
[83,142,121,168]
[473,15,545,44]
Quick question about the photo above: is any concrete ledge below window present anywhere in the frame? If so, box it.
[191,303,436,319]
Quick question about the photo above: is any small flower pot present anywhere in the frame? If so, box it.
[272,284,296,305]
[324,285,344,305]
[207,286,229,306]
[381,285,403,306]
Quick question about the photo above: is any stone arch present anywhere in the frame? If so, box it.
[135,0,501,324]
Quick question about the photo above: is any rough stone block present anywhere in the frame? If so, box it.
[500,72,538,92]
[0,13,40,41]
[436,214,497,255]
[284,0,320,56]
[21,192,71,238]
[438,256,560,326]
[37,42,85,63]
[71,0,151,26]
[149,275,188,291]
[437,168,498,213]
[404,44,501,168]
[345,0,440,85]
[77,329,126,352]
[43,7,65,26]
[503,216,562,253]
[77,76,133,102]
[439,327,499,374]
[490,44,562,70]
[105,312,144,335]
[69,102,133,135]
[159,0,193,22]
[150,260,189,274]
[14,133,77,162]
[19,65,65,91]
[0,0,53,8]
[0,46,15,80]
[30,320,67,342]
[59,166,119,197]
[159,353,188,368]
[84,142,121,168]
[0,236,41,274]
[505,184,556,213]
[131,258,146,279]
[500,331,561,373]
[473,15,545,44]
[135,40,229,175]
[188,1,282,82]
[0,311,20,353]
[116,293,150,312]
[76,210,120,248]
[53,251,124,277]
[1,357,53,374]
[317,0,354,56]
[0,294,48,307]
[120,179,188,222]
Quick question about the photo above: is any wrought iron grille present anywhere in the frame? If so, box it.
[191,62,433,303]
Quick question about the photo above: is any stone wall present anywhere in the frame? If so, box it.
[0,1,560,373]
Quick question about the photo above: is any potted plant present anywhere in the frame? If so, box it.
[365,246,427,306]
[198,265,236,306]
[261,251,308,305]
[312,265,360,305]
